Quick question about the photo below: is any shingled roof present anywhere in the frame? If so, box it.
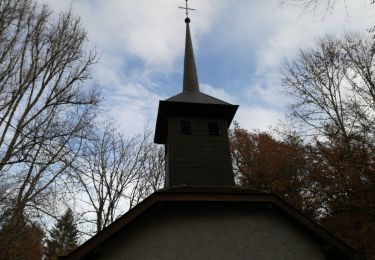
[166,91,231,105]
[60,186,362,260]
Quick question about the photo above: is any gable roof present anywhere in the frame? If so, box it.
[60,186,362,260]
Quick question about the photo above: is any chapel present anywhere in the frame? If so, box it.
[61,4,360,260]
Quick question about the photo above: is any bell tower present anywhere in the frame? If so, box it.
[154,5,238,187]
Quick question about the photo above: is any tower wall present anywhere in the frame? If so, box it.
[165,116,234,187]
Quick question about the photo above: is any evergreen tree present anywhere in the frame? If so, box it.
[46,208,79,259]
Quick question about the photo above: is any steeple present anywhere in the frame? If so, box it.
[154,1,238,187]
[183,18,199,93]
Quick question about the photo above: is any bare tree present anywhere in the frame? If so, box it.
[282,35,353,146]
[281,33,375,257]
[278,0,349,15]
[72,124,154,234]
[0,0,99,231]
[128,141,164,209]
[282,33,375,151]
[341,33,375,151]
[278,0,375,20]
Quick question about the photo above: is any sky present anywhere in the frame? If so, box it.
[44,0,375,136]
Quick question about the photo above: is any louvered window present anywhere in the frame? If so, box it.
[208,122,219,136]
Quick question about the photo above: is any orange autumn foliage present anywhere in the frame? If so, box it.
[230,126,308,213]
[0,218,44,259]
[230,124,375,259]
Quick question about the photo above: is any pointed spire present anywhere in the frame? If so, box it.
[183,18,200,93]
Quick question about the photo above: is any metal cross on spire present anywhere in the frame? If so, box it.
[179,0,195,19]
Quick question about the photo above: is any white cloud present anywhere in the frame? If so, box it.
[43,0,226,135]
[45,0,222,70]
[200,83,236,104]
[243,71,289,108]
[252,0,374,73]
[199,83,284,131]
[43,0,375,134]
[234,106,285,132]
[93,66,164,136]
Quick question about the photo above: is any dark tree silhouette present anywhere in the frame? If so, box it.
[0,215,44,259]
[46,208,79,259]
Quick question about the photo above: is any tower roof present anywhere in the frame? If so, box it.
[166,91,230,105]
